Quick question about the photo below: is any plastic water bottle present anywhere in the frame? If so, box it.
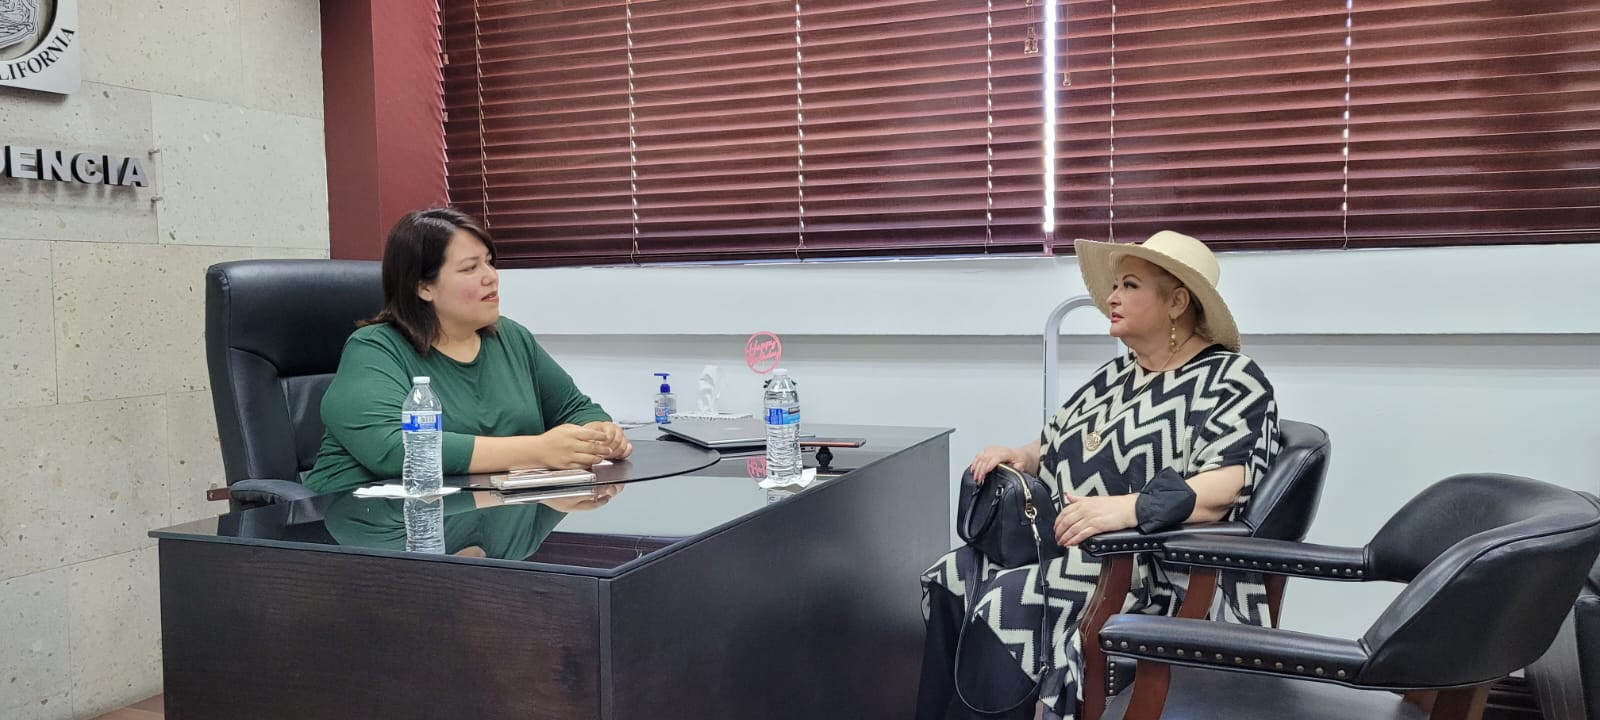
[402,377,444,494]
[763,369,802,481]
[403,497,445,554]
[401,377,444,553]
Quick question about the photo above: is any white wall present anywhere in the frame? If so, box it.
[0,2,327,717]
[502,242,1600,640]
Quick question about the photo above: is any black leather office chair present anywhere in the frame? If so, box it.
[1526,552,1600,720]
[1079,419,1331,720]
[1097,473,1600,720]
[205,259,382,509]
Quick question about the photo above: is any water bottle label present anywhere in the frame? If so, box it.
[402,411,441,432]
[765,406,800,425]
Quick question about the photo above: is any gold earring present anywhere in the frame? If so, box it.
[1169,321,1179,352]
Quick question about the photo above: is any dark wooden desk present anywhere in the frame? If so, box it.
[151,424,951,720]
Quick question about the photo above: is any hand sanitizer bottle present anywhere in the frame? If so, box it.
[654,372,676,424]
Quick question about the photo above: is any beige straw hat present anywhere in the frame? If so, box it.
[1074,231,1241,352]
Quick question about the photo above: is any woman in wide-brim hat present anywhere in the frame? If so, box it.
[916,231,1282,720]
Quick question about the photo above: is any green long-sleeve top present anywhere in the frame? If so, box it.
[304,317,612,494]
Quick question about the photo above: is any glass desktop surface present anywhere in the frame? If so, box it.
[150,424,948,577]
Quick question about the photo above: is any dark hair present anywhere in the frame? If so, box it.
[364,207,498,354]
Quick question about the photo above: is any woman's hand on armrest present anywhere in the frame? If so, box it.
[1053,465,1246,545]
[1056,493,1138,547]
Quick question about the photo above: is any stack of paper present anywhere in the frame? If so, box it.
[489,460,611,491]
[491,468,590,490]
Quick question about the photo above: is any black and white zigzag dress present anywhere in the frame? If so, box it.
[921,344,1280,719]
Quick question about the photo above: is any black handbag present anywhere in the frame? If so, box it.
[957,464,1062,569]
[952,464,1062,714]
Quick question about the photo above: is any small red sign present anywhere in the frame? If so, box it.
[746,456,767,479]
[744,331,782,374]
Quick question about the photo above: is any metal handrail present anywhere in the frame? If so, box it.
[1042,295,1121,425]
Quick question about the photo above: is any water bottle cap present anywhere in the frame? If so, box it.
[772,368,788,376]
[412,376,431,384]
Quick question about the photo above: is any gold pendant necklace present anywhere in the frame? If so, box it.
[1085,388,1146,452]
[1084,335,1193,453]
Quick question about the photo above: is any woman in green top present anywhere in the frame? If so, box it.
[304,208,632,554]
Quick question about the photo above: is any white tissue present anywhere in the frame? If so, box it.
[696,364,723,414]
[757,468,819,490]
[352,484,461,499]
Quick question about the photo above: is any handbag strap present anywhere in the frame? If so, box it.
[952,468,1054,715]
[959,474,998,541]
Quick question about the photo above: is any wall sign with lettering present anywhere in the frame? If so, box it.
[0,0,79,95]
[2,145,148,186]
[745,331,782,375]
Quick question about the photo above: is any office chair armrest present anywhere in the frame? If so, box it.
[1573,589,1600,720]
[1081,521,1251,558]
[1078,526,1248,719]
[1099,614,1370,683]
[229,478,319,506]
[1161,534,1372,581]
